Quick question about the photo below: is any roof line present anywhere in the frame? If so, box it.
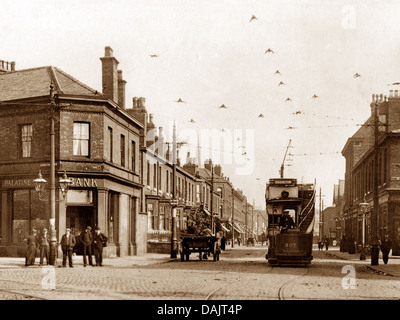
[54,67,100,95]
[49,66,63,94]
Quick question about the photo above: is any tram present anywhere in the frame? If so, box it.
[265,178,316,266]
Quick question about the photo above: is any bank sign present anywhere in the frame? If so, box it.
[2,177,98,189]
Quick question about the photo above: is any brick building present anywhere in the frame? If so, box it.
[0,47,146,257]
[342,93,400,255]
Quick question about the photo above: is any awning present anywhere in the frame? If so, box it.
[233,222,245,234]
[227,221,245,234]
[220,223,230,232]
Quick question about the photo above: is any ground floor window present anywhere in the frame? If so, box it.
[12,189,47,242]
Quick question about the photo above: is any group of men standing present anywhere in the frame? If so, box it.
[25,226,107,268]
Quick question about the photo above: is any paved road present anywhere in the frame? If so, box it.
[0,246,399,300]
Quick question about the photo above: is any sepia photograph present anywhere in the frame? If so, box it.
[0,0,399,312]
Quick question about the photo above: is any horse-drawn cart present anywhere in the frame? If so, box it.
[180,235,221,261]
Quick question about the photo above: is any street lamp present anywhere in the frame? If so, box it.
[33,82,71,266]
[59,171,72,200]
[359,197,369,261]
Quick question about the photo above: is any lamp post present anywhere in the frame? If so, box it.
[231,190,234,248]
[170,122,178,259]
[210,164,214,235]
[33,83,72,266]
[359,197,369,261]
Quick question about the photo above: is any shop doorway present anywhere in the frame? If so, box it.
[66,206,94,254]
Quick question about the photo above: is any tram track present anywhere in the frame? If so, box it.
[0,278,49,300]
[205,264,275,300]
[277,267,310,300]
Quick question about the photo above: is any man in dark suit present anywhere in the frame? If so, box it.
[39,228,50,266]
[93,226,107,267]
[60,228,76,267]
[80,226,93,267]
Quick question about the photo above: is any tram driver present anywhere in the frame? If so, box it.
[278,210,295,232]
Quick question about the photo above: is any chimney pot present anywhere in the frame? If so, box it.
[132,97,138,108]
[139,97,146,108]
[390,90,394,97]
[105,46,113,57]
[395,90,399,98]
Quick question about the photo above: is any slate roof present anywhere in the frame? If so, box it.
[0,66,102,101]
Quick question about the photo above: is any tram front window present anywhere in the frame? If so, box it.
[278,209,295,230]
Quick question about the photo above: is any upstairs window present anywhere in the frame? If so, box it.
[120,134,126,167]
[20,124,33,158]
[73,122,89,156]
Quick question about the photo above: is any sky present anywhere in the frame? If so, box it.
[1,0,400,209]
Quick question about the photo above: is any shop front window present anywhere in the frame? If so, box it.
[12,189,47,242]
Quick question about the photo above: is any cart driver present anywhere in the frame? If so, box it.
[278,210,295,231]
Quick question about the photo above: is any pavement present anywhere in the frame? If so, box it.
[0,252,175,269]
[319,246,400,277]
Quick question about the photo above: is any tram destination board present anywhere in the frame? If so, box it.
[269,178,297,187]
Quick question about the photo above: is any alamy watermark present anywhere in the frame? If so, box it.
[146,123,255,176]
[341,5,356,30]
[341,265,356,290]
[41,266,56,290]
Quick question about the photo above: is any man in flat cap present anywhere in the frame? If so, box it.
[93,226,108,267]
[60,228,76,267]
[39,228,50,266]
[80,226,93,267]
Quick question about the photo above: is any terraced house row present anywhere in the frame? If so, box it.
[0,47,253,257]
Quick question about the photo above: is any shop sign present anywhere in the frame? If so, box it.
[3,179,33,188]
[69,177,98,188]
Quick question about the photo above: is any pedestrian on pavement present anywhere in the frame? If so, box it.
[60,228,76,267]
[80,226,93,267]
[221,235,226,251]
[340,236,347,252]
[39,228,50,266]
[318,239,323,251]
[25,229,38,266]
[93,226,107,267]
[323,236,329,251]
[380,234,392,265]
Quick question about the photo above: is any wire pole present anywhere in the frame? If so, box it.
[371,102,379,266]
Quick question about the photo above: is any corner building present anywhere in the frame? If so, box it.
[0,48,146,257]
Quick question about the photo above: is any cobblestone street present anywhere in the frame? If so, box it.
[0,245,399,300]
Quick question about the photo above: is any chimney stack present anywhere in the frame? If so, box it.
[0,60,15,74]
[118,70,126,109]
[100,46,119,103]
[214,164,222,177]
[204,159,212,172]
